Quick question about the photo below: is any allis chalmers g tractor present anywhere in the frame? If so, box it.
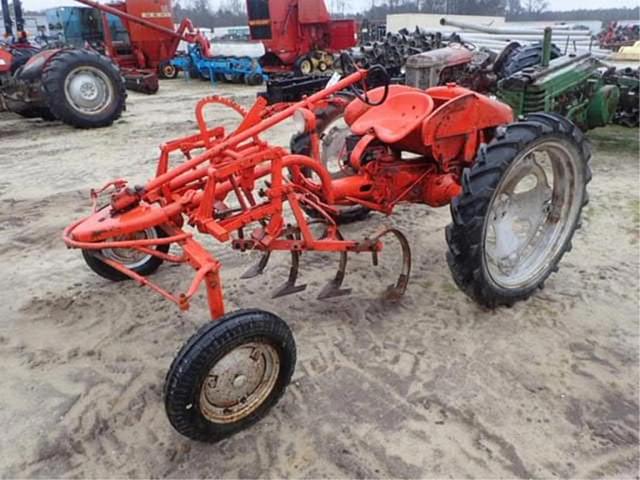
[64,58,591,441]
[0,0,125,127]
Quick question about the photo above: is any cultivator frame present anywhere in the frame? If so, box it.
[63,70,400,318]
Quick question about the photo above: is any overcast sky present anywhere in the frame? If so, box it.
[16,0,640,13]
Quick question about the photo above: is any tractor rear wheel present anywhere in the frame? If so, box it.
[498,42,562,79]
[41,49,126,129]
[82,227,169,282]
[446,113,591,308]
[164,309,296,442]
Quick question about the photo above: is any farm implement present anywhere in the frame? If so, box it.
[64,58,591,442]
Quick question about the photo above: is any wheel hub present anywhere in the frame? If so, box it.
[199,342,280,424]
[484,141,581,289]
[101,228,156,268]
[64,66,113,115]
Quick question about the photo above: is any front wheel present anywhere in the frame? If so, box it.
[446,113,591,307]
[294,56,313,75]
[82,226,169,281]
[164,309,296,442]
[159,62,179,79]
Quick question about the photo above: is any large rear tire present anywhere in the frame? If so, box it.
[164,309,296,442]
[498,42,562,78]
[446,113,591,307]
[41,49,126,129]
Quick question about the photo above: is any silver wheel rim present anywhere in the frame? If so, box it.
[483,139,583,289]
[199,341,280,424]
[321,116,352,177]
[64,66,113,115]
[102,228,156,269]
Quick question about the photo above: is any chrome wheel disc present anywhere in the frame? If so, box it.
[483,140,582,289]
[64,66,113,115]
[102,228,156,269]
[199,341,280,424]
[321,119,352,177]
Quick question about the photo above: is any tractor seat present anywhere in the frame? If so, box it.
[350,91,434,144]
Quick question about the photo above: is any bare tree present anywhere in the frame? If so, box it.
[524,0,548,14]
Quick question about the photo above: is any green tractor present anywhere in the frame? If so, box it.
[497,28,620,130]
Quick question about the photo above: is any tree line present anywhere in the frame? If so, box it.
[11,0,638,29]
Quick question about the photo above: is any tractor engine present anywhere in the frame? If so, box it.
[341,132,462,208]
[405,45,474,90]
[404,44,499,93]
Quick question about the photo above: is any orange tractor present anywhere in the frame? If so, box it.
[64,58,590,441]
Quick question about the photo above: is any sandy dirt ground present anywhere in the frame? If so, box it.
[0,80,638,478]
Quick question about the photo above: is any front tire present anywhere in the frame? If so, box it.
[82,226,169,282]
[159,62,179,79]
[164,309,296,442]
[446,113,591,307]
[41,49,126,128]
[294,56,313,76]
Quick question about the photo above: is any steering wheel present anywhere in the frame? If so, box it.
[339,52,390,107]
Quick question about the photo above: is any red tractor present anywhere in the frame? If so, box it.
[64,59,590,441]
[0,0,126,127]
[247,0,357,74]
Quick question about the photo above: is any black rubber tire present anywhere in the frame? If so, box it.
[82,227,170,282]
[164,309,296,442]
[294,56,314,76]
[41,49,126,129]
[15,106,57,121]
[245,72,264,86]
[159,62,179,79]
[499,42,562,78]
[290,98,370,224]
[446,113,591,308]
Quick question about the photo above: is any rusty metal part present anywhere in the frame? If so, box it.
[199,341,280,423]
[271,230,307,298]
[240,251,271,279]
[368,227,412,301]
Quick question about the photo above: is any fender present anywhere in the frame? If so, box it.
[0,47,12,74]
[15,49,61,82]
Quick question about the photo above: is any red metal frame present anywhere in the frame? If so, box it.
[64,68,513,320]
[247,0,357,69]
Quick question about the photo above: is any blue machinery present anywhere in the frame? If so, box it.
[170,43,266,85]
